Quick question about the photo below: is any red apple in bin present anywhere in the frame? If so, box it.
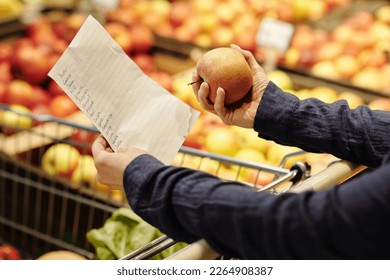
[148,71,173,92]
[0,42,12,62]
[49,95,79,118]
[104,22,133,54]
[11,42,51,85]
[41,143,81,178]
[0,82,6,103]
[131,53,156,74]
[130,25,155,53]
[5,80,36,109]
[0,61,12,82]
[48,79,66,96]
[0,244,21,260]
[32,85,51,106]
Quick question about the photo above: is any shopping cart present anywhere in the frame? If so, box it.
[0,105,365,259]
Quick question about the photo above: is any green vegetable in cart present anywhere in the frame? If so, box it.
[87,207,186,260]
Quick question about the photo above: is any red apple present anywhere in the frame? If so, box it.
[11,42,51,85]
[131,53,156,74]
[148,71,173,92]
[0,81,6,103]
[32,85,51,106]
[48,79,66,96]
[49,95,79,118]
[5,80,36,109]
[0,61,12,82]
[169,1,191,27]
[104,22,133,54]
[0,42,12,62]
[130,25,154,53]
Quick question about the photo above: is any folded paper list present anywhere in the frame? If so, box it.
[48,15,200,165]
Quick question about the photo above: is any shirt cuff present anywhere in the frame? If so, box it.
[254,81,299,143]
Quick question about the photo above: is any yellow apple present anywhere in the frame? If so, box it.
[337,91,365,109]
[198,157,221,175]
[266,70,293,91]
[232,147,267,178]
[0,104,33,130]
[204,126,241,156]
[70,155,97,187]
[41,143,80,178]
[266,142,306,169]
[231,126,270,155]
[242,169,275,187]
[309,86,339,104]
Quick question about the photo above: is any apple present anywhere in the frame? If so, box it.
[71,129,98,155]
[148,71,173,92]
[311,61,341,81]
[0,61,12,83]
[104,22,133,54]
[0,42,12,62]
[266,70,293,91]
[49,95,79,118]
[5,80,36,109]
[0,244,21,260]
[376,5,390,25]
[368,97,390,111]
[351,67,384,91]
[111,189,125,202]
[0,104,33,130]
[309,86,339,104]
[243,169,274,187]
[266,142,307,169]
[32,85,51,106]
[41,143,81,177]
[0,81,6,103]
[48,79,66,96]
[130,25,155,53]
[232,147,267,178]
[183,118,204,149]
[11,42,51,85]
[204,126,241,156]
[317,41,343,61]
[131,53,155,74]
[106,7,137,27]
[169,1,191,27]
[71,155,97,187]
[198,157,221,175]
[232,126,270,155]
[334,55,361,78]
[210,26,234,47]
[337,91,365,109]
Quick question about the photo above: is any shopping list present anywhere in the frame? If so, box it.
[48,15,200,165]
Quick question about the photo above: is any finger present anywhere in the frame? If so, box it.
[91,135,107,157]
[198,82,215,111]
[230,44,262,72]
[191,70,202,94]
[106,147,114,153]
[214,87,227,116]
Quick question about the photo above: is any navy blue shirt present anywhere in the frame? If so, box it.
[124,82,390,259]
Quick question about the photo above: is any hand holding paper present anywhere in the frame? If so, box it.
[49,15,199,165]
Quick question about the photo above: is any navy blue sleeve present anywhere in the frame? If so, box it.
[255,82,390,167]
[123,82,390,259]
[125,155,390,259]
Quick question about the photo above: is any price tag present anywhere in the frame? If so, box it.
[256,17,295,54]
[92,0,120,10]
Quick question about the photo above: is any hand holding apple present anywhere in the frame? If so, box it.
[192,45,269,129]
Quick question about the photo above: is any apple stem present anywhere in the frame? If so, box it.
[187,78,204,86]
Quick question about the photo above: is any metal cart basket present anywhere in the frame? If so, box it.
[0,106,365,260]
